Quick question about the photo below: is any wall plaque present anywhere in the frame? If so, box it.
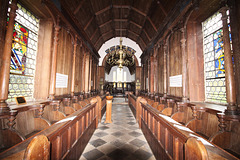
[169,75,182,87]
[56,73,68,88]
[15,96,26,105]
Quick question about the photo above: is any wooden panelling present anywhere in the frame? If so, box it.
[158,45,164,94]
[187,21,205,102]
[55,28,73,95]
[34,20,53,99]
[74,44,83,93]
[169,30,182,97]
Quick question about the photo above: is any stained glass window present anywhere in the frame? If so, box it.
[8,3,39,102]
[202,10,231,104]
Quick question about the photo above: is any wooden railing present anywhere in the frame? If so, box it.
[0,98,99,159]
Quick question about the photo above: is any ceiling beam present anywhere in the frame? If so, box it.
[84,16,94,30]
[157,0,167,16]
[130,21,142,29]
[94,36,103,46]
[143,29,151,41]
[95,6,111,16]
[115,29,127,31]
[102,30,113,37]
[113,5,130,9]
[90,28,98,40]
[89,0,104,50]
[139,36,147,48]
[74,0,86,15]
[125,1,134,39]
[132,7,147,17]
[128,30,139,37]
[114,19,128,22]
[136,1,154,45]
[110,2,116,37]
[99,20,112,28]
[147,17,157,31]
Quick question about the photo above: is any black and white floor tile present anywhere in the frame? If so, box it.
[79,98,156,160]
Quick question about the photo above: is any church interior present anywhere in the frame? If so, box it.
[0,0,240,159]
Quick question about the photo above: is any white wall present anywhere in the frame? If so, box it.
[98,37,142,66]
[105,66,135,82]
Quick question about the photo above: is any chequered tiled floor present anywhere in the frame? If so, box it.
[79,98,156,160]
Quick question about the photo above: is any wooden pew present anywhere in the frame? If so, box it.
[130,94,240,159]
[171,102,194,125]
[136,99,239,160]
[0,103,51,152]
[0,110,25,152]
[128,93,137,117]
[10,104,51,139]
[100,95,106,118]
[1,134,50,160]
[0,98,99,160]
[185,104,220,140]
[209,113,240,158]
[42,100,66,124]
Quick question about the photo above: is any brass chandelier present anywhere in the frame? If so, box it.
[105,38,135,69]
[106,4,134,69]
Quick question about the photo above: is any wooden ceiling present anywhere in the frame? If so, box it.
[60,0,178,52]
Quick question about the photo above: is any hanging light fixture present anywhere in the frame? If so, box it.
[105,43,135,68]
[118,4,124,69]
[105,3,135,69]
[117,38,124,69]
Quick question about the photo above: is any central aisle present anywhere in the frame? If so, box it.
[79,98,156,160]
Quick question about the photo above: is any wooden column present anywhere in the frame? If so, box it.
[89,55,92,92]
[85,52,90,92]
[0,0,18,113]
[150,55,154,94]
[49,19,60,100]
[94,63,98,90]
[71,36,77,96]
[92,59,95,90]
[163,43,168,97]
[142,63,145,90]
[229,1,240,106]
[180,28,188,102]
[147,59,150,92]
[220,7,237,114]
[82,47,86,92]
[153,47,158,93]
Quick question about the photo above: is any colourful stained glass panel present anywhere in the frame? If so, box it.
[213,29,225,77]
[10,22,29,75]
[202,10,231,104]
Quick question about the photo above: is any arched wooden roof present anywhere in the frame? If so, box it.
[19,0,206,56]
[59,0,179,52]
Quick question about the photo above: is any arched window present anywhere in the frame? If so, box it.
[8,3,39,102]
[202,10,231,104]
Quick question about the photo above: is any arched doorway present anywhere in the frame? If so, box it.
[97,37,142,96]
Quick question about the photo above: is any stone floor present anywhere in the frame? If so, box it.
[79,98,156,160]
